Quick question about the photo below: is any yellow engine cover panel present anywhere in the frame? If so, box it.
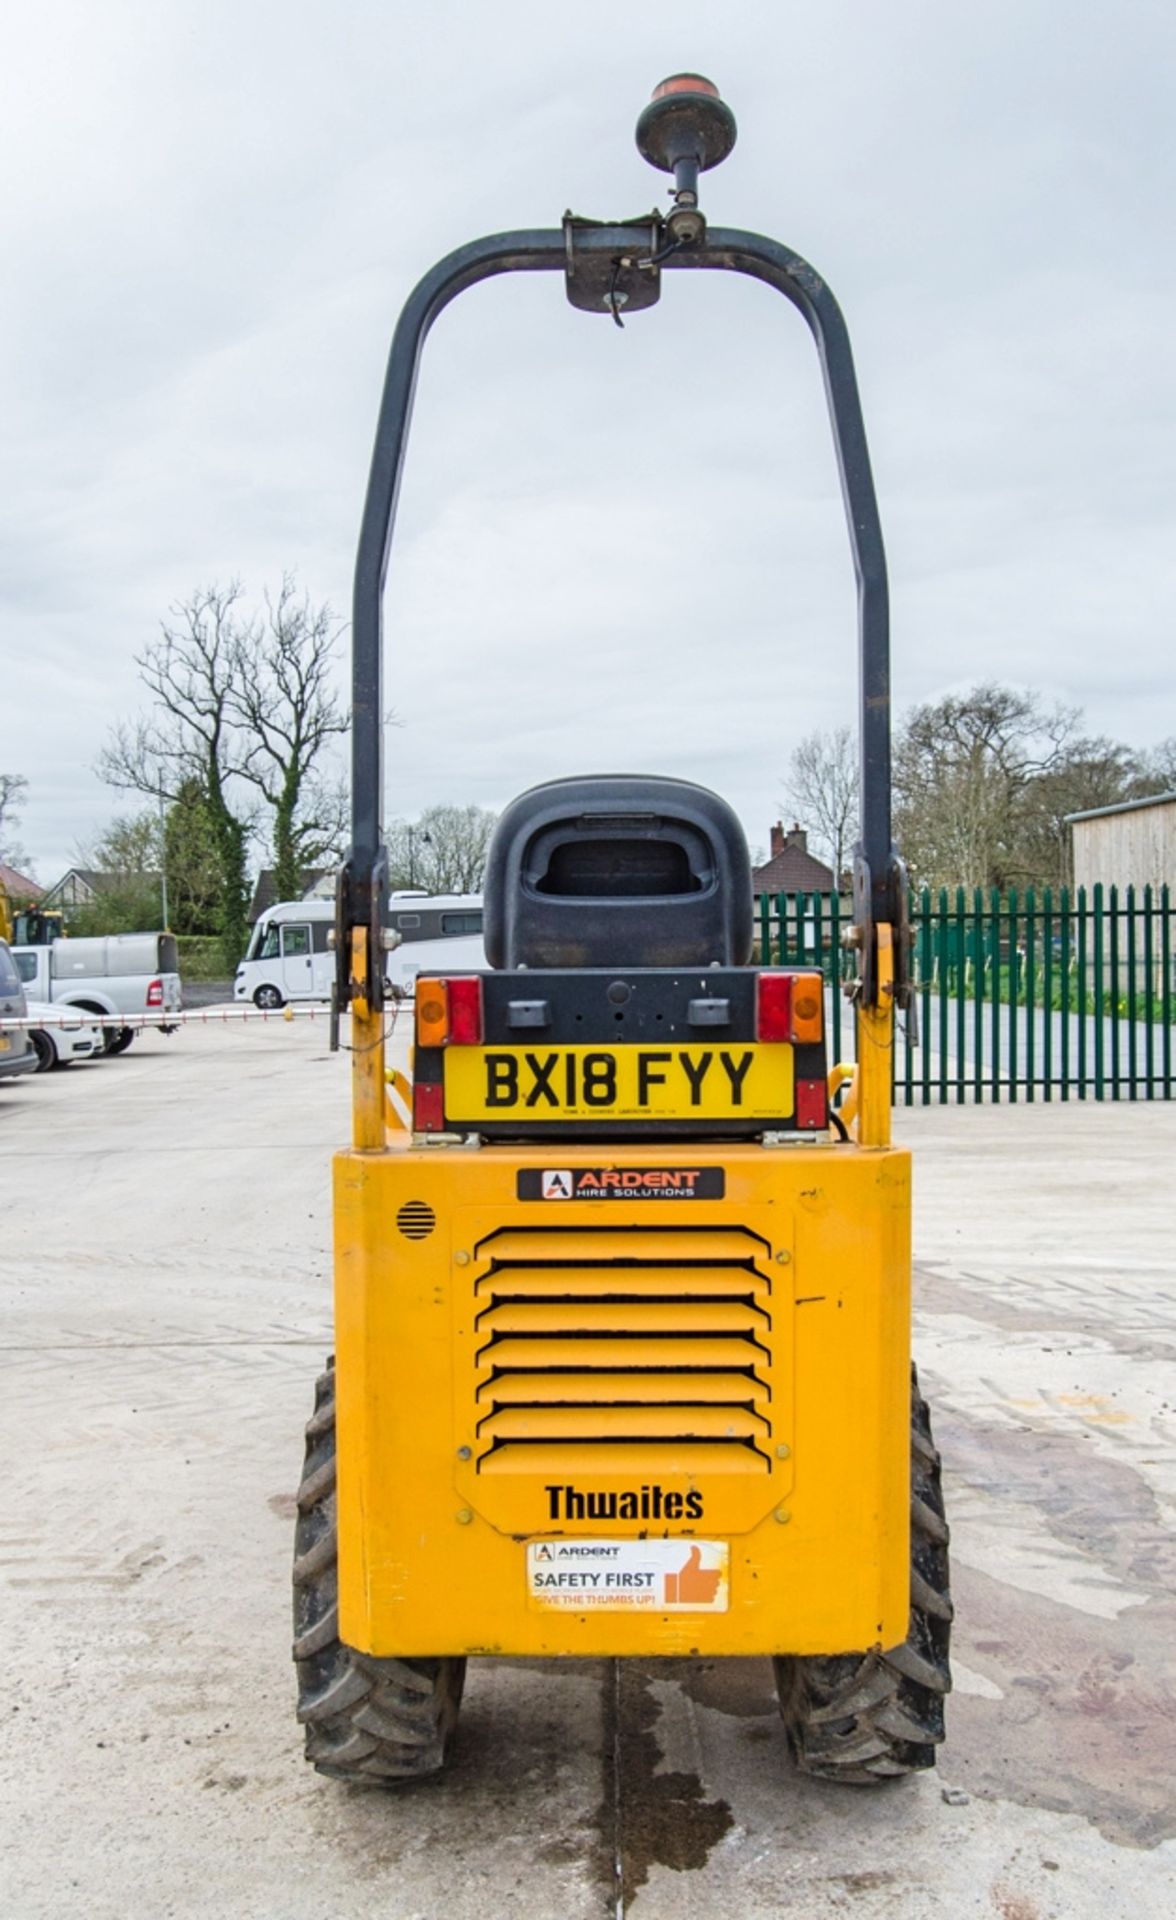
[333,1139,911,1658]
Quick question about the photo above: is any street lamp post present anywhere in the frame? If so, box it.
[158,787,169,930]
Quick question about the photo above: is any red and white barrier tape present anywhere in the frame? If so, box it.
[0,1003,395,1033]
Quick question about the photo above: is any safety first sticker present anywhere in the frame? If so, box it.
[527,1540,729,1611]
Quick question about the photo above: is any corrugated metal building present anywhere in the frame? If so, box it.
[1066,791,1176,891]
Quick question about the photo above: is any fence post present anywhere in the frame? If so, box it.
[830,888,843,1069]
[1008,887,1020,1103]
[1092,886,1104,1101]
[1109,883,1121,1100]
[955,886,966,1103]
[1042,885,1054,1101]
[1163,884,1172,1099]
[920,886,932,1105]
[1060,884,1071,1102]
[1126,883,1138,1099]
[1025,885,1037,1102]
[1143,883,1155,1100]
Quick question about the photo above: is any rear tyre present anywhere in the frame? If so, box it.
[774,1366,952,1783]
[255,985,284,1010]
[293,1361,466,1781]
[107,1029,134,1054]
[30,1031,57,1072]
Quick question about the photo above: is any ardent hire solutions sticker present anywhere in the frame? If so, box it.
[527,1540,729,1611]
[518,1168,725,1201]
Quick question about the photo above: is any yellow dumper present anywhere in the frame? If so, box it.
[294,74,951,1787]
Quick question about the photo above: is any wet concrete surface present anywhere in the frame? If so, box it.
[2,1030,1174,1916]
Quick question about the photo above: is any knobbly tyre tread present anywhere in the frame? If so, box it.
[293,1361,466,1781]
[773,1365,952,1783]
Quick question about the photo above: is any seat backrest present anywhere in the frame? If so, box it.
[483,775,753,969]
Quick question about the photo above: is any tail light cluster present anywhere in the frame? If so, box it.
[413,978,483,1131]
[757,970,828,1132]
[414,977,483,1049]
[755,971,824,1044]
[146,978,164,1008]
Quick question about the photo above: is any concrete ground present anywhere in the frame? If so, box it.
[2,1022,1174,1918]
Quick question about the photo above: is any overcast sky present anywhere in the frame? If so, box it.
[3,1,1174,881]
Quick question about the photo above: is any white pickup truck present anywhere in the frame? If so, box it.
[13,932,182,1055]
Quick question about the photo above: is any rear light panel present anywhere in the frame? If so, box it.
[412,977,484,1133]
[414,976,484,1048]
[146,978,163,1008]
[756,971,824,1046]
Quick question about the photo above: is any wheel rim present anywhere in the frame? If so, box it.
[255,986,283,1009]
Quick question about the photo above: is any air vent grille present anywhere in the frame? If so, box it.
[397,1200,437,1240]
[470,1226,773,1474]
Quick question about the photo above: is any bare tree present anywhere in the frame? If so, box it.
[386,805,498,894]
[227,577,349,900]
[100,578,355,964]
[781,726,857,884]
[98,584,252,964]
[894,684,1077,888]
[0,772,30,868]
[892,683,1142,889]
[1139,736,1176,794]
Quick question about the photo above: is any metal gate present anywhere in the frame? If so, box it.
[758,885,1175,1103]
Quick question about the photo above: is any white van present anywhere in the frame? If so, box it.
[234,893,485,1008]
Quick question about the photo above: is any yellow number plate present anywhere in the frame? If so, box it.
[443,1043,794,1121]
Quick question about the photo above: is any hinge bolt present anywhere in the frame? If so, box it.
[776,1443,791,1460]
[457,1446,472,1461]
[454,1250,470,1266]
[456,1508,473,1526]
[775,1249,791,1265]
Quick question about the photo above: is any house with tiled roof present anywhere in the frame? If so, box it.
[751,823,836,899]
[0,862,43,901]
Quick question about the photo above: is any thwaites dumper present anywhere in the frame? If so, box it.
[294,75,952,1785]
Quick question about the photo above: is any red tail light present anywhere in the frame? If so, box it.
[146,978,163,1008]
[756,973,792,1041]
[446,977,483,1045]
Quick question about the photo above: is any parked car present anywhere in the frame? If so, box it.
[0,937,36,1083]
[13,931,181,1054]
[24,1000,105,1072]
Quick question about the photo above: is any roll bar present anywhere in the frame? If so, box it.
[337,81,907,1018]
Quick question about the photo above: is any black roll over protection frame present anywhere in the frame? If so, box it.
[336,73,911,1018]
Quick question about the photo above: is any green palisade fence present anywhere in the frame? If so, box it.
[756,884,1174,1104]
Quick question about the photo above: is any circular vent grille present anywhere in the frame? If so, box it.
[397,1201,436,1240]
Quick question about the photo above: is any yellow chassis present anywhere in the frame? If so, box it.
[335,930,909,1660]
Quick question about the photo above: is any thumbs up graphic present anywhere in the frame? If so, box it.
[664,1544,722,1606]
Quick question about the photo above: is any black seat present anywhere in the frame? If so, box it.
[483,775,753,970]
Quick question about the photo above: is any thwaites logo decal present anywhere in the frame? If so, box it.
[518,1168,725,1202]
